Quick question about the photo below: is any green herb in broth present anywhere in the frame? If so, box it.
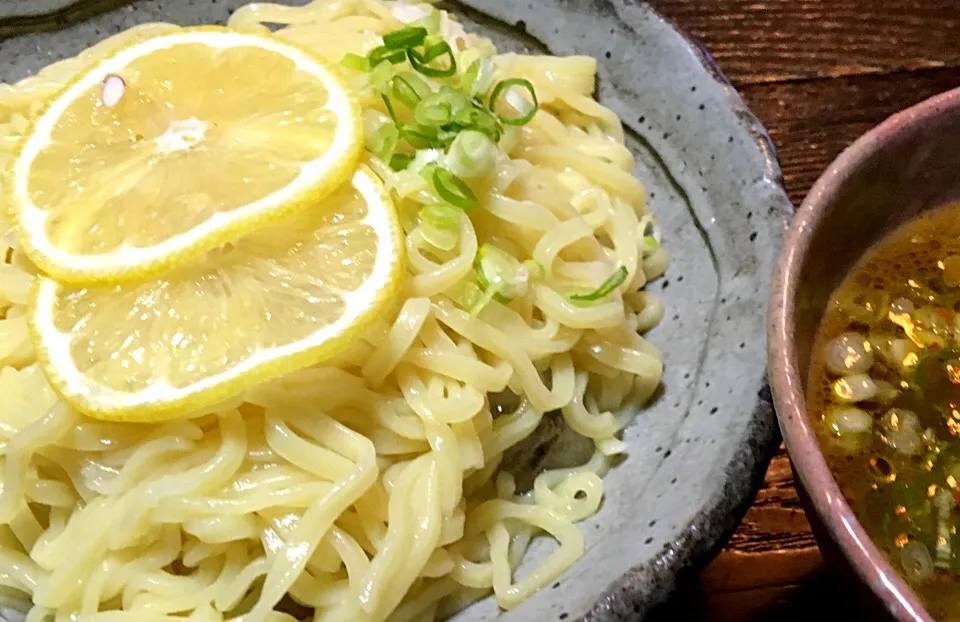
[809,204,960,620]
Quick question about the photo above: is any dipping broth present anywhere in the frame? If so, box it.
[809,204,960,619]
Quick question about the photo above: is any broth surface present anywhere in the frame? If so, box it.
[811,204,960,620]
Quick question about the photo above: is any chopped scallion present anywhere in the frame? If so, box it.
[415,99,452,126]
[381,94,399,122]
[470,281,502,316]
[522,259,545,281]
[390,153,415,171]
[474,244,532,302]
[432,87,472,117]
[461,60,481,94]
[340,53,371,72]
[400,124,442,149]
[570,266,629,302]
[431,168,476,210]
[371,62,398,93]
[408,42,457,77]
[395,72,431,102]
[446,130,497,178]
[383,26,428,50]
[420,199,461,250]
[489,78,539,126]
[638,215,662,254]
[369,46,408,66]
[420,220,459,251]
[370,123,399,162]
[420,203,462,230]
[391,75,424,108]
[472,58,495,96]
[409,150,444,174]
[423,34,446,56]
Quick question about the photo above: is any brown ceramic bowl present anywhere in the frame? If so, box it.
[768,88,960,622]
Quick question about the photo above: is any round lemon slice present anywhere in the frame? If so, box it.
[9,26,362,285]
[30,167,403,422]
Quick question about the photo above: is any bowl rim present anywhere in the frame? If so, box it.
[768,86,960,622]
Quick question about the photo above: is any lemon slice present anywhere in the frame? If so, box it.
[9,26,362,285]
[30,167,403,421]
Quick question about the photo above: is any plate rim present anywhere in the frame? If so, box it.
[581,3,791,619]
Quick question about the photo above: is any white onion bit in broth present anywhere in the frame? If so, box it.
[824,405,873,436]
[832,373,878,403]
[901,540,934,582]
[881,408,924,456]
[824,332,874,375]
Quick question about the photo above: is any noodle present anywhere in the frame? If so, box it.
[0,0,669,620]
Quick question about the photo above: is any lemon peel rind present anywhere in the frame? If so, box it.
[29,167,404,422]
[9,26,363,286]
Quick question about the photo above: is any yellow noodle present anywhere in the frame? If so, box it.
[0,0,669,619]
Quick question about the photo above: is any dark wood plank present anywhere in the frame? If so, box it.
[675,66,960,621]
[652,2,960,620]
[739,66,960,205]
[659,449,858,620]
[646,0,960,84]
[698,448,819,593]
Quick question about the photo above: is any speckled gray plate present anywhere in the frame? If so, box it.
[0,1,791,620]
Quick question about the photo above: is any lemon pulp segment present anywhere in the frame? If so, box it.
[30,167,403,421]
[10,27,362,284]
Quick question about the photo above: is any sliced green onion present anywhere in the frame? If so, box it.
[436,128,461,145]
[471,281,503,315]
[415,99,452,126]
[390,153,415,171]
[391,75,424,108]
[432,87,472,117]
[340,53,371,72]
[473,58,495,96]
[570,266,629,303]
[522,259,545,281]
[420,202,461,250]
[381,94,399,122]
[446,130,497,178]
[459,51,495,96]
[400,123,442,149]
[369,46,408,66]
[474,244,529,302]
[393,72,432,104]
[454,105,502,142]
[461,60,481,94]
[408,42,457,78]
[383,26,428,50]
[420,221,459,251]
[369,123,399,162]
[420,203,462,230]
[371,61,398,93]
[409,150,444,174]
[489,78,539,126]
[431,168,476,210]
[638,215,662,254]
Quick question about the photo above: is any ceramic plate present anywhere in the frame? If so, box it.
[0,1,791,619]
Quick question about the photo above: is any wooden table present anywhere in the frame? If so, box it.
[641,1,960,619]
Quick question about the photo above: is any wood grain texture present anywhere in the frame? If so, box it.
[646,1,960,618]
[741,66,960,204]
[646,0,960,84]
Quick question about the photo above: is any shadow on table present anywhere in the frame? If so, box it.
[649,567,874,622]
